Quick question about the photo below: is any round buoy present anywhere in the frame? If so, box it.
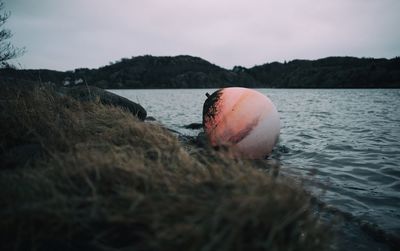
[203,87,280,158]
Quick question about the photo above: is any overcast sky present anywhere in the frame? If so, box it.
[3,0,400,71]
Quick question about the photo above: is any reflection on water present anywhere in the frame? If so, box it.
[111,88,400,238]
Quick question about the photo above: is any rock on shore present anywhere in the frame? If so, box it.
[58,85,147,120]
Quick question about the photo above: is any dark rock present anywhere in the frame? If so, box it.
[182,123,203,129]
[166,127,181,135]
[195,132,208,147]
[145,116,157,121]
[58,86,147,120]
[177,132,209,148]
[177,134,197,145]
[278,145,290,153]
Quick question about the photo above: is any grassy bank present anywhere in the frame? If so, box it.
[0,83,331,251]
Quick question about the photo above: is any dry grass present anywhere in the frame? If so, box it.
[0,82,331,251]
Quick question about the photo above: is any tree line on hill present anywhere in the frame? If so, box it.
[1,55,399,88]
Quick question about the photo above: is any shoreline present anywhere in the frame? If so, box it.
[0,82,332,250]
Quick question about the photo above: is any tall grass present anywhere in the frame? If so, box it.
[0,83,331,251]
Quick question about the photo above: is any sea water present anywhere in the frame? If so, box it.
[111,88,400,247]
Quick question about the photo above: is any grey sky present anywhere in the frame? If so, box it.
[3,0,400,71]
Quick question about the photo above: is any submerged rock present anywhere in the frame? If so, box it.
[182,122,203,129]
[58,86,147,120]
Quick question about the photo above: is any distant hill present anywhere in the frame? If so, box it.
[247,56,400,88]
[1,55,399,88]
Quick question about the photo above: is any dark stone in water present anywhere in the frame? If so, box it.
[182,123,203,129]
[175,132,208,148]
[196,132,208,147]
[58,86,147,120]
[278,145,290,153]
[166,127,181,135]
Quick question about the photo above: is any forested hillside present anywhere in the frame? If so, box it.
[1,55,399,88]
[247,57,400,88]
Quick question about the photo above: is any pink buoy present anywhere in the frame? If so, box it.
[203,87,280,158]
